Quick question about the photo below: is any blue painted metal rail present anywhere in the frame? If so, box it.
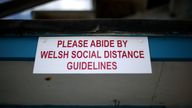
[0,19,192,61]
[0,35,192,61]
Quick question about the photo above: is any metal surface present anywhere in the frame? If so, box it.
[0,20,192,35]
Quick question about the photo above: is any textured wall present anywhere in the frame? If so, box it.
[0,61,192,105]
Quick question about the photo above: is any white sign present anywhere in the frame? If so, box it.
[33,36,152,74]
